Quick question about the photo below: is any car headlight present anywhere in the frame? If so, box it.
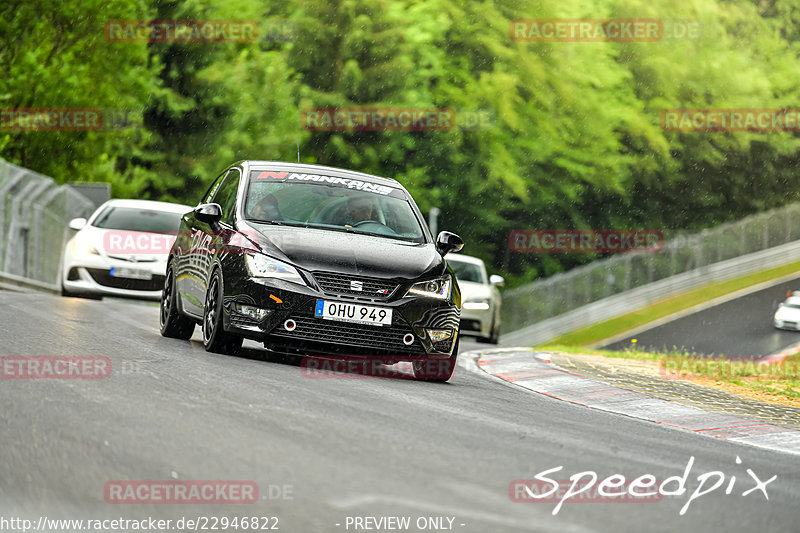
[463,298,490,310]
[245,253,305,286]
[71,238,99,257]
[406,275,452,300]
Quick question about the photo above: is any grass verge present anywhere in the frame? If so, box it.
[538,344,800,408]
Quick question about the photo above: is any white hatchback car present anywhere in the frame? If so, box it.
[774,292,800,331]
[61,199,191,300]
[446,254,504,343]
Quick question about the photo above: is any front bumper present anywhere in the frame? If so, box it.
[774,319,800,331]
[221,274,460,359]
[62,254,166,301]
[458,306,493,338]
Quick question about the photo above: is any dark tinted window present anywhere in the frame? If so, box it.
[202,170,227,204]
[213,169,241,223]
[448,260,485,283]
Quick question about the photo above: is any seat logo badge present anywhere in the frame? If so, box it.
[350,280,363,291]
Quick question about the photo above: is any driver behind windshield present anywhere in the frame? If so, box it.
[341,196,378,226]
[250,194,283,221]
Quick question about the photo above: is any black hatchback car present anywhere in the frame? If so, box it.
[160,161,465,380]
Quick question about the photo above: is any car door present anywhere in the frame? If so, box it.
[174,169,228,317]
[183,167,242,316]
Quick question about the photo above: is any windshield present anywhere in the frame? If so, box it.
[448,260,485,284]
[92,206,183,233]
[244,171,425,243]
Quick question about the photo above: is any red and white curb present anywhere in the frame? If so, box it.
[463,349,800,456]
[758,339,800,364]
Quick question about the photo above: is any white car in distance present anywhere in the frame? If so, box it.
[774,292,800,331]
[446,253,504,344]
[62,199,191,300]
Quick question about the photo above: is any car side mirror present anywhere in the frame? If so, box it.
[68,218,87,231]
[489,274,505,287]
[194,203,223,225]
[778,302,784,308]
[435,231,464,256]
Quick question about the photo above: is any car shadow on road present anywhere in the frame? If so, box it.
[231,343,433,382]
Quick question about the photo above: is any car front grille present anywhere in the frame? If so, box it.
[459,319,482,332]
[86,269,165,291]
[269,315,425,354]
[310,271,399,300]
[230,314,262,329]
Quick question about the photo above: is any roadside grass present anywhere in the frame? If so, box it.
[545,259,800,347]
[532,261,800,405]
[538,344,800,405]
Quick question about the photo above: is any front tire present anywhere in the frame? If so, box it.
[160,266,195,340]
[202,269,243,355]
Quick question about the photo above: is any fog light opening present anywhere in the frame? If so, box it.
[426,328,454,343]
[232,303,269,321]
[402,333,415,346]
[284,319,297,332]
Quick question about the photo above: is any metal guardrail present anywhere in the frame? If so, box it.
[0,160,95,292]
[501,202,800,345]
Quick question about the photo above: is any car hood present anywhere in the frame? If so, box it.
[776,307,800,321]
[242,222,444,280]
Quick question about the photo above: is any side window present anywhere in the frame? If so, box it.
[202,171,227,205]
[212,168,241,224]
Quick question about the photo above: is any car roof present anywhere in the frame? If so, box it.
[445,253,485,266]
[99,199,192,213]
[235,160,407,191]
[785,297,800,306]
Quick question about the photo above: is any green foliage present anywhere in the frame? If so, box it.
[2,0,800,286]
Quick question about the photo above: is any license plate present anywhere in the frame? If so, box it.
[110,267,152,280]
[315,300,392,326]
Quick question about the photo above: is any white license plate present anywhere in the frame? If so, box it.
[110,267,152,280]
[314,300,392,326]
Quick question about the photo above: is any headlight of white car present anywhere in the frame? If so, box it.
[406,275,452,300]
[463,298,491,310]
[245,253,305,286]
[71,237,99,257]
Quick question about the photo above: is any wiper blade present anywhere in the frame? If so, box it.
[247,219,304,227]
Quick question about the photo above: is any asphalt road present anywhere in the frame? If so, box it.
[1,292,799,533]
[602,276,800,357]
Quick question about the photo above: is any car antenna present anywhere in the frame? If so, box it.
[297,133,300,163]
